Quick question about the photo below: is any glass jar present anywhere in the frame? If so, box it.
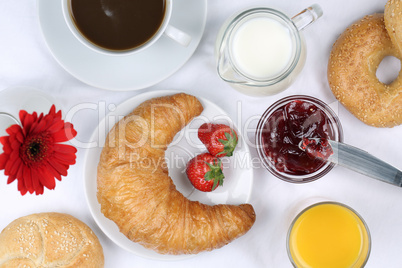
[255,95,343,183]
[287,201,371,267]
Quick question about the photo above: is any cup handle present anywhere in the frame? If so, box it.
[291,4,323,31]
[164,25,192,47]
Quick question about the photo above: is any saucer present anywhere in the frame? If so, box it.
[0,86,59,117]
[37,0,207,91]
[83,90,254,260]
[0,86,61,153]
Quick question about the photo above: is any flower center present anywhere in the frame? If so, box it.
[21,132,53,165]
[29,141,42,157]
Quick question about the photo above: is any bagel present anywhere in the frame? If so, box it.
[0,213,104,267]
[97,93,256,255]
[385,0,402,54]
[328,11,402,127]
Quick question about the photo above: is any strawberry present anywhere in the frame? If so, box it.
[185,152,225,192]
[198,123,238,157]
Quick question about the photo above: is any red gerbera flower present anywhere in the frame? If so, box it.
[0,105,77,195]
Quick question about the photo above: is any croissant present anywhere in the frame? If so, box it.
[97,93,256,255]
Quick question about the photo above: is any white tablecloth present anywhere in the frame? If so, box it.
[1,0,401,267]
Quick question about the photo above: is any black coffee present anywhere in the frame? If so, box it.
[70,0,166,51]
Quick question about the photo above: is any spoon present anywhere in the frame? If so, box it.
[299,138,402,187]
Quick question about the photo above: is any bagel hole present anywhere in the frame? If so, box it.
[376,56,401,85]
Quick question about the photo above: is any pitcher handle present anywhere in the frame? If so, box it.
[291,4,323,31]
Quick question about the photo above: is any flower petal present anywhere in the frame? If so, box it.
[19,110,27,124]
[22,112,35,135]
[0,153,8,170]
[6,125,21,135]
[20,111,37,135]
[42,114,55,130]
[0,136,8,146]
[35,186,44,195]
[8,133,18,148]
[53,144,77,154]
[15,131,24,143]
[30,168,44,195]
[9,157,22,176]
[53,153,76,165]
[9,150,20,165]
[17,178,28,196]
[44,161,62,181]
[7,174,16,184]
[48,105,57,116]
[23,165,34,194]
[52,125,77,142]
[47,159,68,177]
[65,123,77,137]
[31,118,47,134]
[37,167,56,190]
[47,120,65,133]
[4,155,16,175]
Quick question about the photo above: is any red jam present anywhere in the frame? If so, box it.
[261,100,336,175]
[301,138,334,161]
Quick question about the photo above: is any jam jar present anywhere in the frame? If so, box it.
[255,95,343,183]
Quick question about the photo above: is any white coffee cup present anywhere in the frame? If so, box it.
[62,0,192,56]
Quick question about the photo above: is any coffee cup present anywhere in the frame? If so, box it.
[62,0,191,55]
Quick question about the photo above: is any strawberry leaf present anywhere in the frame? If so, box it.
[204,159,224,190]
[217,129,238,157]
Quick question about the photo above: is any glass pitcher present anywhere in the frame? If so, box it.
[215,5,323,96]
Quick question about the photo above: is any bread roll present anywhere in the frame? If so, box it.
[0,213,104,267]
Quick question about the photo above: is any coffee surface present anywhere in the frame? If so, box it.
[70,0,166,51]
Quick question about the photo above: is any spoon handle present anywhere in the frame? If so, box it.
[328,140,402,187]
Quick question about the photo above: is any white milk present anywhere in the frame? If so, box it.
[230,17,293,79]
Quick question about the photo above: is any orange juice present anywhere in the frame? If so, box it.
[287,202,370,268]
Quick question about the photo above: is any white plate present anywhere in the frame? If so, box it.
[37,0,207,91]
[83,90,254,260]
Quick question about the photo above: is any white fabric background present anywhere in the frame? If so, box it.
[1,0,401,267]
